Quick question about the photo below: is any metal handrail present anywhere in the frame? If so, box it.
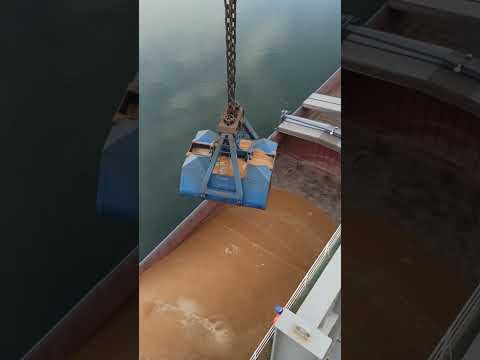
[282,114,342,139]
[343,24,480,82]
[249,225,341,360]
[428,282,480,360]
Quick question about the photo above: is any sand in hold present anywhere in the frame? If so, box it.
[70,296,138,360]
[343,207,472,360]
[139,187,335,360]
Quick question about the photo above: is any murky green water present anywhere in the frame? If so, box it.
[140,0,341,258]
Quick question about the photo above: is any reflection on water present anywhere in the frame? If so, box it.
[140,0,340,258]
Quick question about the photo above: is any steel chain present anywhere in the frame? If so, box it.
[224,0,238,124]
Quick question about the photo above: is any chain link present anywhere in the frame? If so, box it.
[224,0,238,124]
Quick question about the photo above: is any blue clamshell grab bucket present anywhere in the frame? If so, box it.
[179,129,277,209]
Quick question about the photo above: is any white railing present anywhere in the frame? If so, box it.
[249,225,341,360]
[428,282,480,360]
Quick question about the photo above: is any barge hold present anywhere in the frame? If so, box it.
[343,1,480,359]
[139,69,341,360]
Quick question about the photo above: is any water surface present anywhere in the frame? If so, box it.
[140,0,341,258]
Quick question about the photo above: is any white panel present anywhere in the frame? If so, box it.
[270,330,317,360]
[309,93,341,105]
[297,247,341,329]
[273,309,332,359]
[303,98,341,114]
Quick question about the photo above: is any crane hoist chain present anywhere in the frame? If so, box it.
[178,0,276,209]
[223,0,239,125]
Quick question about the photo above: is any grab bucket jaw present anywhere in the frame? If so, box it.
[179,128,277,209]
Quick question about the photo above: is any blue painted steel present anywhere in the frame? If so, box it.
[243,118,259,140]
[179,129,277,209]
[97,123,138,220]
[201,134,244,202]
[253,138,277,154]
[193,129,219,144]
